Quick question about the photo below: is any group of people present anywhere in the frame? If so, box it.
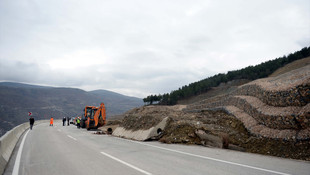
[62,117,71,126]
[29,116,79,129]
[49,117,71,126]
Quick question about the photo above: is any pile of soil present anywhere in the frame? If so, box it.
[118,105,188,131]
[160,122,201,144]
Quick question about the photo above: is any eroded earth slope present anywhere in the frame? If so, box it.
[110,60,310,160]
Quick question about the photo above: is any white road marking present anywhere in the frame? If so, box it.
[57,129,61,132]
[100,151,152,175]
[116,138,291,175]
[12,129,30,175]
[67,135,77,141]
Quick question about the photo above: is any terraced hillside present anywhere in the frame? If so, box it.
[185,64,310,140]
[113,58,310,160]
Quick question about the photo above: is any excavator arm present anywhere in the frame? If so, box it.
[94,103,106,127]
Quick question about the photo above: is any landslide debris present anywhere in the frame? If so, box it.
[119,105,188,131]
[117,106,310,160]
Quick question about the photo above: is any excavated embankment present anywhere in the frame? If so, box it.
[110,64,310,160]
[186,64,310,140]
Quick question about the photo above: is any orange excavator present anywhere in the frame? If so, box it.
[85,103,106,130]
[80,106,96,128]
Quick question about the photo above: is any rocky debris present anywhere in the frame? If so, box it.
[194,129,222,148]
[117,107,310,160]
[159,122,201,144]
[119,105,187,131]
[93,131,106,135]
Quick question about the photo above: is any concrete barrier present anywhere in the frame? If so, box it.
[112,117,170,141]
[0,120,48,174]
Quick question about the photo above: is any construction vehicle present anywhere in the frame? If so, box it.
[80,106,96,128]
[85,103,106,130]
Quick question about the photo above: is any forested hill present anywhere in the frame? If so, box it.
[0,83,143,136]
[144,46,310,105]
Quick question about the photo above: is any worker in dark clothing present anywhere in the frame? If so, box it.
[67,117,70,126]
[29,116,35,130]
[63,117,66,126]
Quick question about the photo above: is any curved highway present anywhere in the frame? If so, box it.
[4,121,310,175]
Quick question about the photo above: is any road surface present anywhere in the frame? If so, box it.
[4,121,310,175]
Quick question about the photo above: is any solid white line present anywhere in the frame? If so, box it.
[117,138,291,175]
[12,129,30,175]
[100,151,152,175]
[67,135,77,141]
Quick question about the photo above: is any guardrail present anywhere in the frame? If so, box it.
[0,120,48,174]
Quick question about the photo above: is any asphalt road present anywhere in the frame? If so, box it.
[5,121,310,175]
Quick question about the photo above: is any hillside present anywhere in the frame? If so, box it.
[178,56,310,105]
[269,56,310,77]
[114,57,310,160]
[0,82,143,136]
[144,47,310,105]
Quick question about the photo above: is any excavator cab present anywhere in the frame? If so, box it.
[88,108,98,128]
[81,106,96,128]
[85,103,106,130]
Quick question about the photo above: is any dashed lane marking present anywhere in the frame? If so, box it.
[100,151,152,175]
[67,135,77,141]
[115,137,291,175]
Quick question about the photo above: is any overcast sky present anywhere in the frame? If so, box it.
[0,0,309,98]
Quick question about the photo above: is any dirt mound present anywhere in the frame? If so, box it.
[119,105,187,131]
[160,122,201,144]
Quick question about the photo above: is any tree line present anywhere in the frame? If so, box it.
[143,46,310,105]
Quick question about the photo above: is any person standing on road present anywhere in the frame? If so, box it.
[67,117,70,126]
[29,116,35,130]
[77,117,80,129]
[63,117,66,126]
[50,117,54,126]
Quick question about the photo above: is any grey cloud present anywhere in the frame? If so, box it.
[0,0,309,98]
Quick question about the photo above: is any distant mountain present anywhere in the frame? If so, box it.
[0,82,143,136]
[89,90,143,116]
[0,82,52,89]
